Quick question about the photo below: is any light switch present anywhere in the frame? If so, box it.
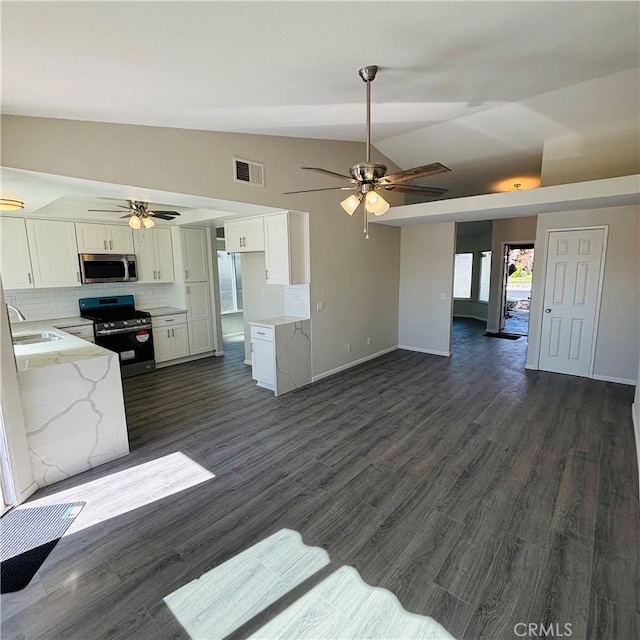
[316,301,324,312]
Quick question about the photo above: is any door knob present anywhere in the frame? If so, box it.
[545,308,551,313]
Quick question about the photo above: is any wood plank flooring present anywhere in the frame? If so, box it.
[2,319,639,639]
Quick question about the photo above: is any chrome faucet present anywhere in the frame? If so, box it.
[6,304,26,321]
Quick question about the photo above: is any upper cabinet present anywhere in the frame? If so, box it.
[264,212,309,285]
[133,227,175,283]
[181,227,209,282]
[0,217,34,289]
[225,217,265,252]
[76,223,134,254]
[26,219,81,288]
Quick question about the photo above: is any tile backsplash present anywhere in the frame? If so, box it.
[5,283,173,321]
[283,284,310,318]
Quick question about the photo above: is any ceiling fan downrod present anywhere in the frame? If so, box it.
[359,65,378,164]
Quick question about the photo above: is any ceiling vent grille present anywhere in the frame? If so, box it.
[233,157,264,187]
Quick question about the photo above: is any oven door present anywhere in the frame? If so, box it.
[79,254,138,283]
[96,328,155,377]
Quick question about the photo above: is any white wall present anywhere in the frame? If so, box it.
[453,224,493,322]
[398,222,455,356]
[1,115,403,379]
[486,216,538,333]
[221,311,244,338]
[527,205,639,383]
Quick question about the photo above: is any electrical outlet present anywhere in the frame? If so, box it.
[366,337,372,346]
[6,295,16,306]
[347,343,352,352]
[316,301,324,312]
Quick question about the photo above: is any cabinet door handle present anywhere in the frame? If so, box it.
[157,270,161,279]
[77,272,80,282]
[153,270,157,280]
[109,240,113,250]
[167,330,170,338]
[27,272,32,284]
[171,329,175,338]
[185,270,189,279]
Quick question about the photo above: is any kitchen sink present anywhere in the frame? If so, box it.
[12,331,64,345]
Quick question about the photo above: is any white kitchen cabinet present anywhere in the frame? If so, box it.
[26,219,81,288]
[264,211,309,285]
[182,227,209,282]
[186,282,214,354]
[0,217,34,289]
[61,324,95,343]
[133,227,175,283]
[224,217,265,252]
[152,313,189,363]
[249,318,311,395]
[76,223,134,254]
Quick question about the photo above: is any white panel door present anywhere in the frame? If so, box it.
[252,338,275,386]
[264,213,290,285]
[186,282,214,354]
[182,228,209,282]
[244,217,265,251]
[76,223,108,253]
[27,220,81,288]
[171,324,189,359]
[0,218,34,289]
[153,327,174,363]
[224,221,244,253]
[539,228,605,377]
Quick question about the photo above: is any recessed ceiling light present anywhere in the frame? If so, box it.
[0,198,25,211]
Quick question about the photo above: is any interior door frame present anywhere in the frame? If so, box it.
[499,239,536,332]
[535,225,609,378]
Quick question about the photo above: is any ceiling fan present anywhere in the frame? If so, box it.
[88,200,181,229]
[284,65,451,237]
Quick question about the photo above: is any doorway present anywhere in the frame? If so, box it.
[216,234,245,352]
[501,244,535,336]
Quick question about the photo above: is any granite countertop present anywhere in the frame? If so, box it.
[250,316,310,327]
[11,322,114,372]
[141,307,188,317]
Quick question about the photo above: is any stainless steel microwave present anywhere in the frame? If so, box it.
[78,254,138,283]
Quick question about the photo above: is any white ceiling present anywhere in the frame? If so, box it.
[1,1,639,200]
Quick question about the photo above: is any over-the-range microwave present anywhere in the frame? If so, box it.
[78,254,138,284]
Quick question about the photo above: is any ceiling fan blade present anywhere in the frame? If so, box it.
[119,214,133,218]
[88,209,128,213]
[283,186,357,194]
[382,184,448,196]
[301,167,356,182]
[150,213,177,220]
[148,210,181,216]
[382,162,451,185]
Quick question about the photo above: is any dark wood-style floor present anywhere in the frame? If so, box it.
[2,319,639,639]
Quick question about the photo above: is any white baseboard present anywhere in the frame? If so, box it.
[453,314,488,322]
[17,480,38,505]
[312,346,398,383]
[244,359,252,366]
[525,363,538,371]
[155,351,215,369]
[398,345,451,357]
[591,374,637,386]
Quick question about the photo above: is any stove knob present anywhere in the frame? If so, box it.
[123,321,128,326]
[137,319,142,324]
[110,323,115,328]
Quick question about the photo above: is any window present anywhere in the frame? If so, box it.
[478,251,492,303]
[454,253,473,299]
[217,251,243,313]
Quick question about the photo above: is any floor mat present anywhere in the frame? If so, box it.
[484,332,522,340]
[1,502,84,593]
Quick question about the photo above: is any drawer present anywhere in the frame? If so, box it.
[62,325,95,342]
[250,324,274,341]
[152,313,187,328]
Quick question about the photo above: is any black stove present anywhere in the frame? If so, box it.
[79,295,155,377]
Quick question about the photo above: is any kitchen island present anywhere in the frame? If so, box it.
[12,323,129,487]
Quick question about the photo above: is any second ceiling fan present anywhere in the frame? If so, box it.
[284,65,451,237]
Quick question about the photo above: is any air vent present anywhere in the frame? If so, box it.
[233,157,264,187]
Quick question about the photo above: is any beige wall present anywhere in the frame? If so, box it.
[1,115,403,378]
[398,222,455,355]
[527,205,639,382]
[486,216,538,333]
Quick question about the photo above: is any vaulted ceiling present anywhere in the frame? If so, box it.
[2,1,639,200]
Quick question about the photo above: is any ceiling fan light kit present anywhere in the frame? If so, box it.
[0,198,25,211]
[88,199,180,229]
[284,65,451,239]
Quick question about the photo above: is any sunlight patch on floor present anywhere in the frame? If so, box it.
[25,452,214,534]
[163,528,456,640]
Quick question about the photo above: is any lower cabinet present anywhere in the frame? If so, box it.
[152,313,189,363]
[251,328,275,390]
